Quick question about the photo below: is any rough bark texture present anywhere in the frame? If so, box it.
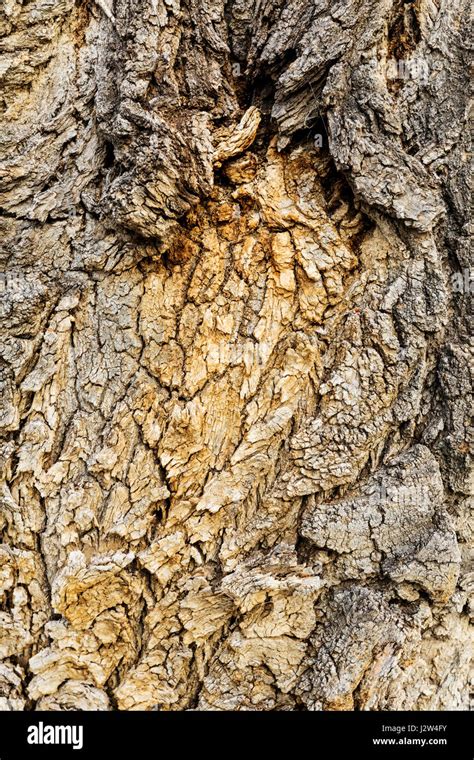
[0,0,472,711]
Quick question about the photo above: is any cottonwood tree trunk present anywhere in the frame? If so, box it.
[0,0,472,711]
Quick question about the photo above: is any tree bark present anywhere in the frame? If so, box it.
[0,0,472,711]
